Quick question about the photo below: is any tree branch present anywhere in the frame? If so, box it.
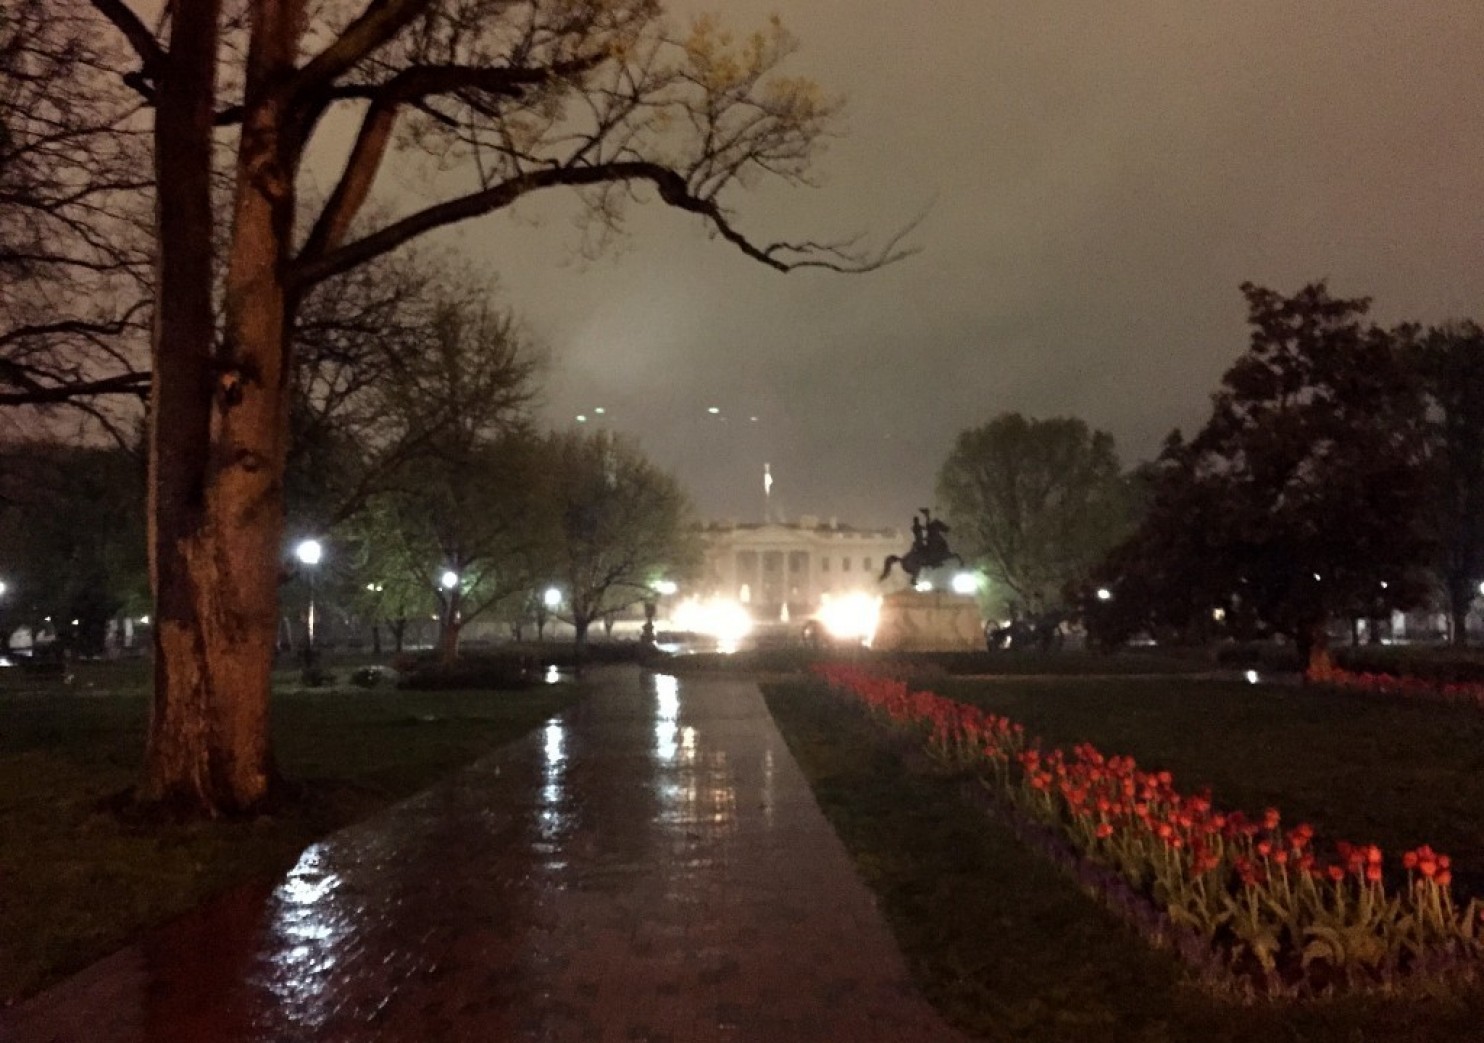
[293,161,917,290]
[298,60,601,264]
[293,62,584,265]
[0,310,146,352]
[213,84,379,127]
[286,0,432,99]
[87,0,166,81]
[0,369,150,405]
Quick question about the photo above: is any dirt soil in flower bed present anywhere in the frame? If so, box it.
[763,680,1484,1041]
[934,675,1484,895]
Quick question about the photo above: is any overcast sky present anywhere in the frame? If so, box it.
[408,0,1484,529]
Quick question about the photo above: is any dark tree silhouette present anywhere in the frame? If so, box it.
[1415,321,1484,646]
[1090,283,1432,667]
[937,413,1134,615]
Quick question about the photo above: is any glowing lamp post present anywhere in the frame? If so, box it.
[535,586,560,643]
[296,539,324,662]
[950,572,979,596]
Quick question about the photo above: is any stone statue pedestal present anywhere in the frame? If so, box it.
[872,589,982,652]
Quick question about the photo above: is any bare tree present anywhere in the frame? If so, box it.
[79,0,911,813]
[0,0,152,432]
[347,292,547,664]
[286,249,528,533]
[542,428,700,658]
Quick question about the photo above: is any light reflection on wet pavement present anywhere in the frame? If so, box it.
[4,668,962,1042]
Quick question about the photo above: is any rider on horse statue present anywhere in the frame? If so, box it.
[880,508,963,585]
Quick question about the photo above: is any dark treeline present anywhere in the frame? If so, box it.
[939,282,1484,669]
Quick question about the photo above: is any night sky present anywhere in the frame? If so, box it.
[382,1,1484,528]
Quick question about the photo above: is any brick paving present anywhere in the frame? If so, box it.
[3,668,964,1042]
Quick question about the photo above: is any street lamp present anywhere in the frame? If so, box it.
[534,586,561,643]
[653,579,678,596]
[1096,587,1112,602]
[440,570,460,591]
[296,539,323,661]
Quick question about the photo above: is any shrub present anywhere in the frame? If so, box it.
[396,654,533,692]
[1333,646,1484,686]
[349,665,397,689]
[299,665,336,688]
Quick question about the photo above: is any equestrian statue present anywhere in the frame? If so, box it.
[879,508,963,585]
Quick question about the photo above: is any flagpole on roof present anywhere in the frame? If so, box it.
[764,462,773,523]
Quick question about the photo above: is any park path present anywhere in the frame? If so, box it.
[3,668,963,1043]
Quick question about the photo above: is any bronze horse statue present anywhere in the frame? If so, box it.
[880,509,963,585]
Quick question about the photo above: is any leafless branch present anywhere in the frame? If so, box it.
[295,160,913,289]
[85,0,165,81]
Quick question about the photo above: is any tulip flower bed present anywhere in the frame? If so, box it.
[1308,658,1484,709]
[814,663,1484,997]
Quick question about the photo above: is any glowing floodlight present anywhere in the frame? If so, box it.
[543,586,562,609]
[295,539,323,566]
[653,579,679,596]
[440,570,460,590]
[1245,669,1260,685]
[1096,587,1112,601]
[817,592,882,645]
[673,596,752,653]
[950,572,979,595]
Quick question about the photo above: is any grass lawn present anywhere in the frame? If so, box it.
[658,645,1220,678]
[763,678,1484,1041]
[0,657,580,1005]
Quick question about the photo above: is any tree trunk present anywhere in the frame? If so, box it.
[371,622,382,656]
[1302,621,1333,683]
[437,589,463,665]
[142,0,302,815]
[391,619,406,654]
[574,617,590,662]
[1448,578,1472,648]
[436,620,462,665]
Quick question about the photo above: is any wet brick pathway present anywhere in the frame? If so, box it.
[3,668,964,1042]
